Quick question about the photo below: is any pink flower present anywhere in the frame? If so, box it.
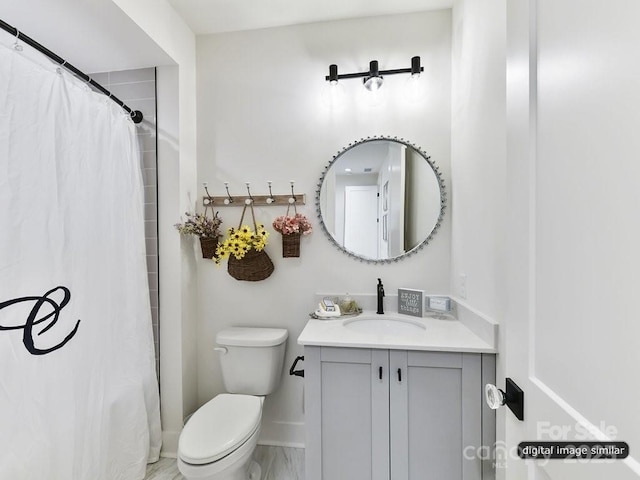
[272,214,313,236]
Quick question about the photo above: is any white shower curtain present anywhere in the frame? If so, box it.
[0,31,161,479]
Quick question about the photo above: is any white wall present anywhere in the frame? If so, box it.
[3,0,172,73]
[111,0,199,457]
[450,2,505,472]
[450,0,506,323]
[196,10,452,446]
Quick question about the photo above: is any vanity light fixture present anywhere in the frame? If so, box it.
[363,61,383,91]
[325,56,424,91]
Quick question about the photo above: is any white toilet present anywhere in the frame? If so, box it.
[177,327,289,480]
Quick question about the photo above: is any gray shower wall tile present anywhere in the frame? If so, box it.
[138,132,156,152]
[109,68,155,84]
[146,255,158,274]
[142,167,157,187]
[149,292,159,309]
[148,272,158,292]
[145,186,157,204]
[145,203,158,221]
[136,118,157,136]
[142,151,157,170]
[90,72,109,84]
[145,220,158,240]
[92,67,160,380]
[146,237,158,256]
[108,81,155,102]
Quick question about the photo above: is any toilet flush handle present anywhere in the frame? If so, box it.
[214,347,228,355]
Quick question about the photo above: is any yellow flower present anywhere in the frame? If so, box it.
[215,222,269,264]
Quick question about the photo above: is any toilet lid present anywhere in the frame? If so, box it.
[179,394,262,465]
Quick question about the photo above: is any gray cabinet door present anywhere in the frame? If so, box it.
[305,346,390,480]
[389,351,483,480]
[305,347,493,480]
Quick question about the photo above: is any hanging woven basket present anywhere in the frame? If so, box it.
[228,248,274,281]
[282,233,301,258]
[199,236,220,259]
[225,203,274,281]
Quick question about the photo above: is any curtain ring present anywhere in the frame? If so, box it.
[83,75,93,91]
[13,29,23,51]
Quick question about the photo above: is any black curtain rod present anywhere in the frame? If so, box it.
[0,18,143,124]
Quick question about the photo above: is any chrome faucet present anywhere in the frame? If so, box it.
[377,278,385,314]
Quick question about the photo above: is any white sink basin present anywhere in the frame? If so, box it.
[343,315,426,334]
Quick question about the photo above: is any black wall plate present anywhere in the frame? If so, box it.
[506,377,524,421]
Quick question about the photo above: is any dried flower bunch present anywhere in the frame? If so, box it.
[272,213,313,236]
[175,211,223,238]
[215,224,270,264]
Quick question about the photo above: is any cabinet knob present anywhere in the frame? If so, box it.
[397,368,402,382]
[379,366,383,380]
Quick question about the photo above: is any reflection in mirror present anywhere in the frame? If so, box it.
[317,137,445,263]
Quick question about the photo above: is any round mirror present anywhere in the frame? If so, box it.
[316,136,446,263]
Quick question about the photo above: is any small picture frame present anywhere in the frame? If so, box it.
[398,288,424,317]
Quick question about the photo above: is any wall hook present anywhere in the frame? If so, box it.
[201,182,305,207]
[203,182,213,207]
[289,181,296,204]
[266,181,275,204]
[223,182,233,205]
[245,182,254,205]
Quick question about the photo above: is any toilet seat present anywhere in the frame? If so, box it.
[179,394,262,465]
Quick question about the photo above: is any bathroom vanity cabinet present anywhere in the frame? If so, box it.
[303,346,496,480]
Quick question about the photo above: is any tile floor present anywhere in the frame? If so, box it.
[144,446,304,480]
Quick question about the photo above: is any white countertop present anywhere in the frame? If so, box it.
[297,311,496,354]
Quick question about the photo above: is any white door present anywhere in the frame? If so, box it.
[344,185,379,258]
[504,1,640,479]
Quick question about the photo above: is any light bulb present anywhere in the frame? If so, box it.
[321,81,346,110]
[363,83,385,107]
[404,73,427,103]
[363,76,384,92]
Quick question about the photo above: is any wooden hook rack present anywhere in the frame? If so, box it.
[201,181,306,207]
[203,194,306,207]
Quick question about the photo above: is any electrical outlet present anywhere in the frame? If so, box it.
[459,273,467,299]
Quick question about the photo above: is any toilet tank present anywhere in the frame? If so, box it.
[215,327,288,395]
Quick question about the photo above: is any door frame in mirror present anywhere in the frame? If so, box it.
[315,135,447,263]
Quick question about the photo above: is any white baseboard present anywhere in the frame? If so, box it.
[160,430,180,458]
[258,421,305,448]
